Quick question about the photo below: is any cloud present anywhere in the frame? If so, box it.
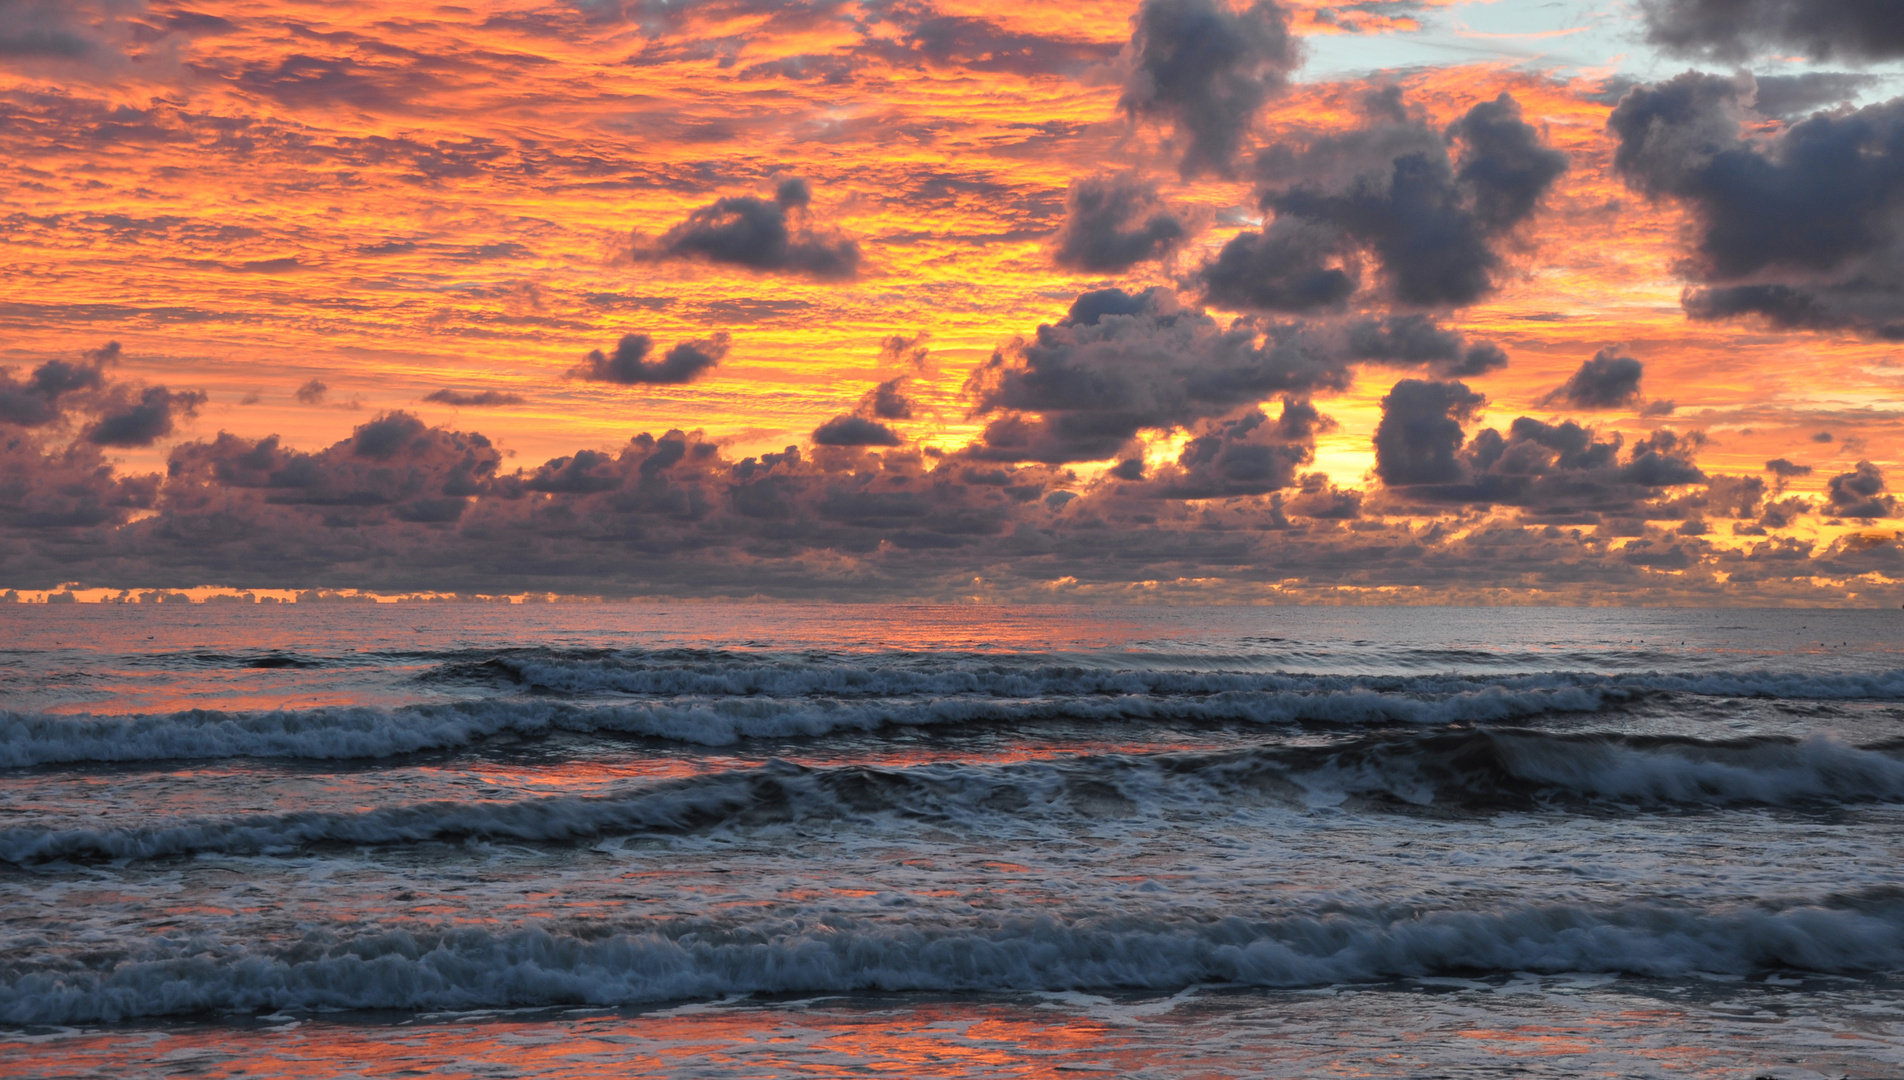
[1640,0,1904,62]
[870,377,913,420]
[1543,348,1644,409]
[1750,73,1881,117]
[295,379,328,405]
[0,399,1889,602]
[965,286,1353,464]
[1344,314,1508,377]
[1372,378,1485,485]
[1765,457,1812,477]
[424,389,527,407]
[569,332,731,385]
[637,180,861,280]
[1136,398,1324,499]
[1826,460,1897,518]
[0,343,112,427]
[1119,0,1300,178]
[1195,217,1359,313]
[812,414,902,446]
[1610,73,1904,339]
[1201,90,1565,310]
[1052,176,1188,273]
[85,386,206,448]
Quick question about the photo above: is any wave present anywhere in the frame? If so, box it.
[7,897,1904,1024]
[0,684,1613,766]
[7,732,1902,863]
[9,664,1903,768]
[447,651,1904,703]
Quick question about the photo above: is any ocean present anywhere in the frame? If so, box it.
[3,602,1903,1078]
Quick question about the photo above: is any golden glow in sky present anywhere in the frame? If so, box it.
[1,0,1900,603]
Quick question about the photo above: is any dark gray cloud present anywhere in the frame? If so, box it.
[85,386,206,448]
[639,181,860,280]
[569,332,731,385]
[812,414,903,446]
[1372,378,1485,485]
[1139,399,1323,499]
[1611,73,1904,338]
[1052,176,1188,273]
[870,377,913,420]
[1543,348,1644,409]
[1750,73,1881,117]
[1827,460,1897,518]
[1765,457,1812,477]
[1201,91,1565,311]
[424,389,527,407]
[1371,379,1712,525]
[295,379,328,405]
[1196,217,1358,313]
[1344,314,1509,377]
[1119,0,1300,178]
[0,343,111,426]
[966,287,1353,464]
[1640,0,1904,62]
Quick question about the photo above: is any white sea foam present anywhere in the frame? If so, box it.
[5,900,1902,1024]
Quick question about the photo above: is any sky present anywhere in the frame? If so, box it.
[1,0,1902,604]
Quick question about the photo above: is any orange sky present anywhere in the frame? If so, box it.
[1,0,1900,603]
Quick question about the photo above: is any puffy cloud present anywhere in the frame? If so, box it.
[1344,314,1508,377]
[1543,348,1644,409]
[870,377,913,420]
[1119,0,1300,178]
[164,413,501,522]
[1137,398,1323,499]
[0,436,157,529]
[1765,457,1812,478]
[965,286,1352,464]
[569,332,731,385]
[1052,176,1187,273]
[85,386,206,448]
[1372,378,1485,485]
[1640,0,1904,62]
[1826,460,1897,518]
[1610,73,1904,339]
[637,180,860,280]
[0,344,111,427]
[1372,380,1711,524]
[1202,90,1565,311]
[295,379,328,405]
[812,414,902,446]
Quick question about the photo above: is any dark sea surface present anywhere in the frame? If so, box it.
[3,602,1904,1078]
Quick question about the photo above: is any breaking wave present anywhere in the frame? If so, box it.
[6,663,1902,767]
[7,897,1904,1024]
[6,731,1902,863]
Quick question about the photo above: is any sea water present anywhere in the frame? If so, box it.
[2,603,1902,1078]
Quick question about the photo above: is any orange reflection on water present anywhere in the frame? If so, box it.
[6,989,1885,1079]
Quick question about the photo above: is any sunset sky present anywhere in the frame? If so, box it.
[2,0,1902,603]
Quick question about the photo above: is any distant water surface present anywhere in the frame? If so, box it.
[3,603,1902,1078]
